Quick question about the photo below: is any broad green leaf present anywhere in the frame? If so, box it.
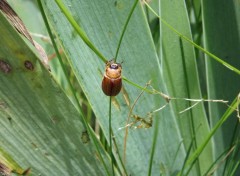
[159,0,213,174]
[43,0,187,175]
[202,0,240,174]
[0,11,111,175]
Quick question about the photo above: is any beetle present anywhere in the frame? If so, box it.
[102,60,122,96]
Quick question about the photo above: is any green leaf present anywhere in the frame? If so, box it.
[202,0,240,174]
[159,0,213,174]
[43,0,187,175]
[2,0,239,175]
[0,11,110,175]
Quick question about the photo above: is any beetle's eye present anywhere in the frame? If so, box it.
[110,64,118,69]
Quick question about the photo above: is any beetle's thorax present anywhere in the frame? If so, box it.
[105,64,122,79]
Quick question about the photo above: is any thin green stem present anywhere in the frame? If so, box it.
[114,0,138,62]
[122,77,154,94]
[38,1,110,175]
[223,122,240,175]
[112,131,128,175]
[180,136,196,176]
[109,97,115,176]
[147,117,159,176]
[144,1,240,75]
[54,0,107,62]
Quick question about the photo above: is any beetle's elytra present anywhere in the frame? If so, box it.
[102,60,122,96]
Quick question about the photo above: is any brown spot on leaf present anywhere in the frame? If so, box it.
[7,117,12,123]
[31,142,38,149]
[114,1,124,9]
[81,131,90,144]
[0,60,11,73]
[24,60,34,71]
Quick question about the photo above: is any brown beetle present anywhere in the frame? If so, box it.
[102,60,122,96]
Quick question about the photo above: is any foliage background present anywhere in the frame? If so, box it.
[0,0,239,175]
